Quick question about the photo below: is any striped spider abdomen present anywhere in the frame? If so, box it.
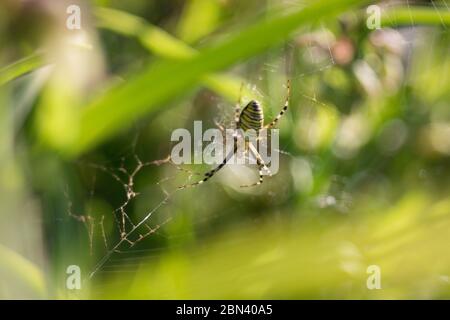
[239,100,264,131]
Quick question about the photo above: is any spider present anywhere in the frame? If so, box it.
[178,80,291,189]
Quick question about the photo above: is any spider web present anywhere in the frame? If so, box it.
[61,24,340,292]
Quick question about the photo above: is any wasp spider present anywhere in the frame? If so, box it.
[178,80,291,189]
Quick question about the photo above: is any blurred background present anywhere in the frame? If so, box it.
[0,0,449,299]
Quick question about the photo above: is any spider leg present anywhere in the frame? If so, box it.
[265,80,291,129]
[235,82,244,129]
[240,142,271,188]
[249,140,271,176]
[213,119,225,133]
[178,134,238,189]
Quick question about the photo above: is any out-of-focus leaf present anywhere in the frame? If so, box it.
[0,53,45,86]
[177,0,222,44]
[0,244,46,297]
[95,7,253,102]
[382,6,450,27]
[95,7,195,59]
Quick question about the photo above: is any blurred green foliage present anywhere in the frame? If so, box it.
[0,0,449,299]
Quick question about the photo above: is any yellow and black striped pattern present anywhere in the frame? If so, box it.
[238,100,264,131]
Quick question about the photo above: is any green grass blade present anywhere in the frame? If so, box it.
[176,0,222,44]
[0,244,46,297]
[95,7,195,59]
[0,53,45,86]
[95,7,252,103]
[382,6,450,27]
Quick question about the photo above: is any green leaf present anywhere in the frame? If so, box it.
[0,244,46,297]
[95,7,195,59]
[0,53,45,87]
[382,6,450,27]
[95,7,251,102]
[176,0,222,44]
